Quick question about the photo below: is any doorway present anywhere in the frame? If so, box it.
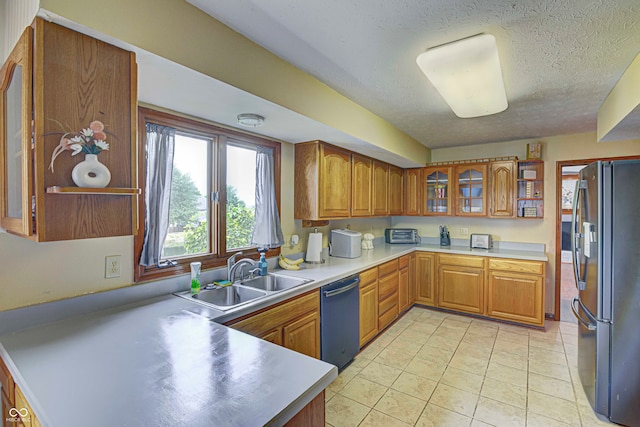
[556,163,587,322]
[554,155,640,321]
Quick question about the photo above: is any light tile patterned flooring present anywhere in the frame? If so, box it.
[325,307,618,427]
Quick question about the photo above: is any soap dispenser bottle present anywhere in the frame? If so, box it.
[258,251,268,276]
[190,261,201,294]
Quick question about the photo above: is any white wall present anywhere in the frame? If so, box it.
[1,0,39,62]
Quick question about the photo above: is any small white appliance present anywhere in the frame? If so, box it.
[329,229,362,258]
[470,234,493,249]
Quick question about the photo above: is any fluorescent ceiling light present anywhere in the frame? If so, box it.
[416,34,508,118]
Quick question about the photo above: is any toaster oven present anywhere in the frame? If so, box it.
[384,228,419,244]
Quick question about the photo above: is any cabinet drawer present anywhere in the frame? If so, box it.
[379,259,399,277]
[489,258,544,275]
[359,267,378,286]
[398,254,409,269]
[379,292,397,314]
[378,302,398,330]
[378,273,398,300]
[438,254,485,268]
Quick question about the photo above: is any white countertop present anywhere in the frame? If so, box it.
[0,242,546,427]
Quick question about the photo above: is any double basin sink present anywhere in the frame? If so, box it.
[175,273,313,311]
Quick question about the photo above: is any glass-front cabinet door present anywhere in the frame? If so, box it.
[424,166,452,215]
[0,28,33,236]
[455,164,487,216]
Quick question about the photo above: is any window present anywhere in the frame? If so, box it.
[135,108,281,282]
[226,142,256,251]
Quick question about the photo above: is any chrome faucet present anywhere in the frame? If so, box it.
[227,252,257,282]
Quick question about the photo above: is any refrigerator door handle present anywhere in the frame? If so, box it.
[571,297,596,330]
[571,180,588,291]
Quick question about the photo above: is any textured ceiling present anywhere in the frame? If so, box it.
[188,0,640,148]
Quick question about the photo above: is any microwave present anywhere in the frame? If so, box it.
[385,228,419,244]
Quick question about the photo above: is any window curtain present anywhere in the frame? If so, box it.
[140,123,176,266]
[251,146,284,249]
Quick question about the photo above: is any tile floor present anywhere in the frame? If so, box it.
[325,306,618,427]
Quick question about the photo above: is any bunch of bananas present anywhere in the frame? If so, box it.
[278,254,304,270]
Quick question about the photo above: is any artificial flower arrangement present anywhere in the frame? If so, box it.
[49,120,111,173]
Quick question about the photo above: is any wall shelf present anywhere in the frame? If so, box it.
[517,160,544,218]
[46,186,141,195]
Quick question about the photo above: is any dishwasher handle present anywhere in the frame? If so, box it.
[324,277,360,298]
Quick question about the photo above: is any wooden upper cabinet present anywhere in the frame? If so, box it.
[295,141,351,219]
[489,160,516,218]
[351,154,372,217]
[295,141,405,219]
[404,168,422,215]
[372,161,389,216]
[0,26,33,237]
[389,165,403,215]
[319,144,352,218]
[0,18,138,241]
[454,163,487,216]
[424,166,452,216]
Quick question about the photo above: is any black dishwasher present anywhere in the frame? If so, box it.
[320,274,360,370]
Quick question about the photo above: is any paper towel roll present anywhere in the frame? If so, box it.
[306,232,323,263]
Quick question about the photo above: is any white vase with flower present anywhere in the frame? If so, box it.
[49,120,112,188]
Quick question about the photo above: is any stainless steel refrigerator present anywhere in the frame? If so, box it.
[571,160,640,426]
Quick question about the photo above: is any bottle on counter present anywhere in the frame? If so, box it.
[258,251,268,276]
[190,261,201,294]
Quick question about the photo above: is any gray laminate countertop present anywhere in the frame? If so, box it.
[0,241,546,426]
[0,295,336,427]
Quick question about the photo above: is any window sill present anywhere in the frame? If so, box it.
[134,248,281,283]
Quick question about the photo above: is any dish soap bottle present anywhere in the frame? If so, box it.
[258,251,268,276]
[190,261,201,294]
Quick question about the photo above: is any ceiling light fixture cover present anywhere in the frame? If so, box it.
[416,34,508,118]
[237,113,265,127]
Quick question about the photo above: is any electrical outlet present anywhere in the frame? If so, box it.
[105,255,121,278]
[460,227,469,235]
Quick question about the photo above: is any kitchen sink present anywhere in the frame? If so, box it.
[240,273,312,292]
[177,285,268,311]
[175,273,313,311]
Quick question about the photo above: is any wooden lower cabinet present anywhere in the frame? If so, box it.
[284,311,321,358]
[437,255,485,315]
[284,390,325,427]
[378,260,399,330]
[1,357,15,427]
[227,291,320,358]
[398,255,410,312]
[487,258,546,327]
[259,328,284,346]
[415,252,436,306]
[359,267,379,346]
[408,254,417,305]
[398,265,409,312]
[14,386,41,427]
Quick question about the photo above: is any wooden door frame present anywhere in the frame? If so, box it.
[554,155,640,320]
